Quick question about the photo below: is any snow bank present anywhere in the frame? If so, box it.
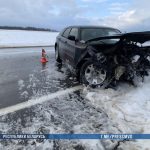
[84,76,150,149]
[0,29,59,47]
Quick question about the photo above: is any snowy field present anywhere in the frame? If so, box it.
[0,29,58,47]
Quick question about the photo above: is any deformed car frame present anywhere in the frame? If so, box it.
[55,26,150,87]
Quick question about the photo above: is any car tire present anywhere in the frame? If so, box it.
[55,45,62,63]
[80,60,108,87]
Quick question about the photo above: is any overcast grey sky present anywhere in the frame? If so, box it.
[0,0,150,31]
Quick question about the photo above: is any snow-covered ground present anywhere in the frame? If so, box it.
[84,76,150,149]
[0,30,58,47]
[1,75,150,150]
[0,46,150,149]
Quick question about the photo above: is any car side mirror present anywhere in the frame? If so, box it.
[68,35,76,41]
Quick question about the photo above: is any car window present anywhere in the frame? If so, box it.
[62,28,71,38]
[69,28,78,39]
[81,28,121,41]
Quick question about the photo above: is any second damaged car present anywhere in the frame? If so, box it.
[55,26,150,87]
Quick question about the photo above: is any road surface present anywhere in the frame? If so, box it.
[0,47,125,150]
[0,47,79,109]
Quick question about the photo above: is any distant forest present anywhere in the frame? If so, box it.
[0,26,58,32]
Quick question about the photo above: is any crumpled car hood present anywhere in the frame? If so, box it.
[86,31,150,44]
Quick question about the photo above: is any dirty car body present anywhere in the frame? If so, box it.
[55,26,150,87]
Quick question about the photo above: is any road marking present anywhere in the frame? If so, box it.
[0,85,82,116]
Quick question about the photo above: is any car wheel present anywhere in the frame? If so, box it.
[55,45,62,63]
[80,60,107,86]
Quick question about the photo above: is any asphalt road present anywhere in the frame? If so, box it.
[0,47,79,109]
[0,47,122,150]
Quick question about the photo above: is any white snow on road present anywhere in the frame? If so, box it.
[0,85,82,116]
[84,76,150,149]
[0,46,150,149]
[0,29,58,47]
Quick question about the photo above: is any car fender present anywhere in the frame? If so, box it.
[76,46,98,69]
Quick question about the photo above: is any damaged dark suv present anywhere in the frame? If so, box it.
[55,26,150,87]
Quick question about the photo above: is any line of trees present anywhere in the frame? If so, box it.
[0,26,57,32]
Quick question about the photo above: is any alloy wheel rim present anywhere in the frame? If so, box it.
[85,64,106,85]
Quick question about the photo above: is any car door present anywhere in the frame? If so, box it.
[66,28,79,67]
[59,28,71,61]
